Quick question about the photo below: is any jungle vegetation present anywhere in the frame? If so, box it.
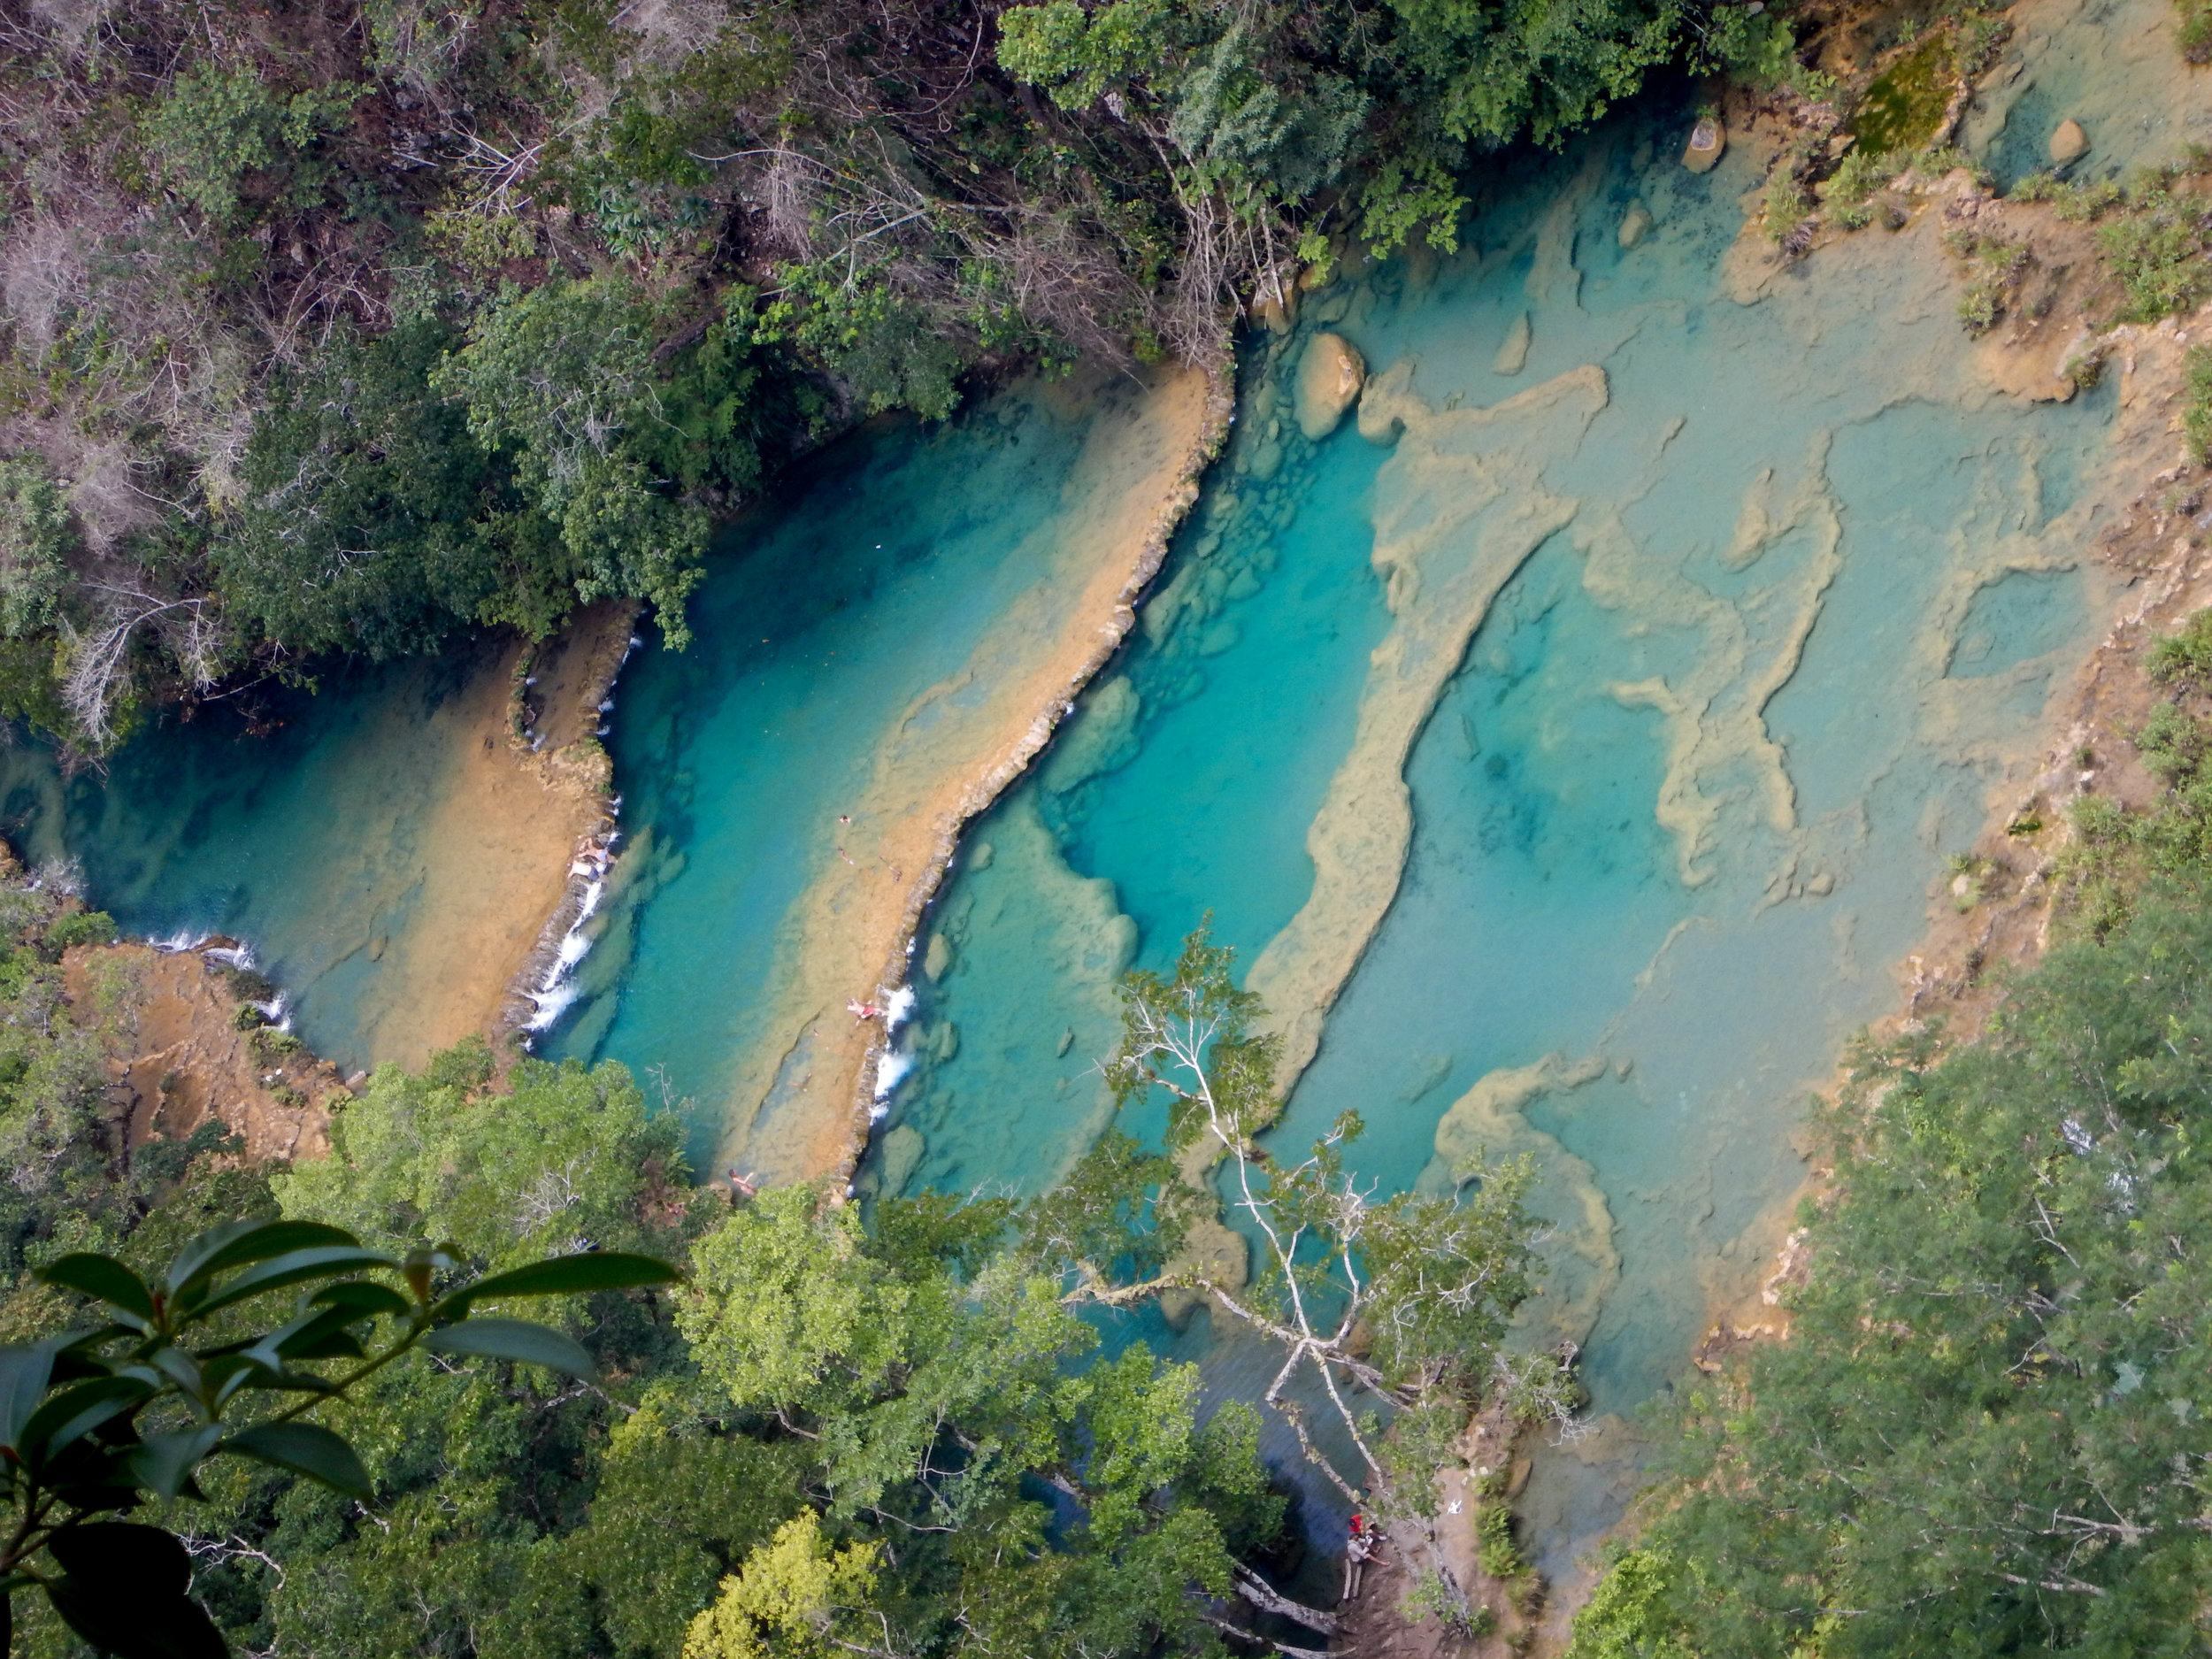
[0,0,1801,746]
[0,884,1571,1655]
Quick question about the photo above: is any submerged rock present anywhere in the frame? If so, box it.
[1494,311,1532,375]
[1355,357,1417,444]
[1294,331,1366,440]
[1618,203,1653,249]
[1682,118,1725,173]
[878,1123,926,1197]
[2049,119,2089,164]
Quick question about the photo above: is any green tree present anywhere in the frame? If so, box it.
[218,320,513,658]
[0,457,75,642]
[433,279,717,646]
[93,1046,708,1659]
[672,1181,1290,1656]
[142,64,357,224]
[0,1215,675,1655]
[1044,926,1578,1632]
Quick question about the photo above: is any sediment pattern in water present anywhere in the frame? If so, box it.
[874,95,2131,1574]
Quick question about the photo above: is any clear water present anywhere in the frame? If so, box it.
[0,649,503,1073]
[868,103,2123,1567]
[1963,0,2211,188]
[0,11,2159,1579]
[542,373,1193,1173]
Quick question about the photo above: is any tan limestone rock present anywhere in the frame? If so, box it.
[1683,117,1726,173]
[1294,330,1366,440]
[1493,311,1532,375]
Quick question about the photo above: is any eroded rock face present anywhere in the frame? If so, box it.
[1294,330,1366,440]
[66,942,341,1164]
[2049,119,2089,164]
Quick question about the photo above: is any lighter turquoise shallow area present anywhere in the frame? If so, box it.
[871,99,2121,1563]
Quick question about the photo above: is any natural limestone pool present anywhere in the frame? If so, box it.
[864,99,2125,1571]
[0,640,596,1074]
[0,0,2182,1592]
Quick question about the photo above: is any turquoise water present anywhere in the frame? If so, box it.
[1963,0,2211,187]
[0,42,2147,1585]
[867,103,2122,1564]
[0,649,500,1072]
[542,373,1187,1172]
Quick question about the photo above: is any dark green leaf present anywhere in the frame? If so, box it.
[50,1326,140,1383]
[48,1521,191,1597]
[225,1421,373,1497]
[275,1327,366,1363]
[44,1577,226,1659]
[436,1250,678,1316]
[37,1256,157,1325]
[0,1341,56,1448]
[123,1425,224,1498]
[165,1218,358,1304]
[204,1356,264,1412]
[259,1302,374,1363]
[18,1376,152,1465]
[179,1247,399,1325]
[150,1348,202,1396]
[309,1279,411,1318]
[426,1317,595,1378]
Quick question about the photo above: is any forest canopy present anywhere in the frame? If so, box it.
[0,0,1782,746]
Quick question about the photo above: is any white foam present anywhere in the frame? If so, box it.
[525,877,606,1032]
[873,1045,915,1102]
[871,984,921,1102]
[525,981,580,1032]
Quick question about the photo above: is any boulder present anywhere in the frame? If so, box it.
[1682,118,1726,173]
[1294,331,1366,440]
[1618,203,1653,249]
[2049,119,2089,164]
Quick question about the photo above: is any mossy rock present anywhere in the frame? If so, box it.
[1851,35,1955,157]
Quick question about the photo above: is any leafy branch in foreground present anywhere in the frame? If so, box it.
[1045,925,1581,1633]
[0,1216,676,1656]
